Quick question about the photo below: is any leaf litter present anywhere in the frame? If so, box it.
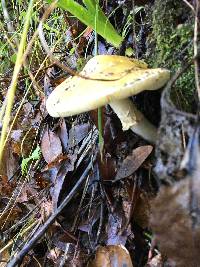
[1,2,197,266]
[0,60,160,267]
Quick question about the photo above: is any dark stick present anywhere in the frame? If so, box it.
[7,157,95,267]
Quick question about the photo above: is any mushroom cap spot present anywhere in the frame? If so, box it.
[46,55,170,117]
[81,55,148,80]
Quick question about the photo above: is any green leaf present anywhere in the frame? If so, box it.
[11,53,17,63]
[21,146,41,175]
[21,158,29,175]
[47,0,123,48]
[31,145,41,160]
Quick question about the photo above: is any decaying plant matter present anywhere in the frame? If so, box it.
[151,126,200,267]
[1,0,199,266]
[151,0,200,265]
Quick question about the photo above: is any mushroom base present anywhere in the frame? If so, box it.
[109,98,157,143]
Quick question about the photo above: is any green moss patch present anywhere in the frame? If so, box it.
[147,0,195,112]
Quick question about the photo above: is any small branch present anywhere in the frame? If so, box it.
[0,64,55,82]
[38,21,86,78]
[182,0,195,15]
[1,1,42,92]
[38,22,120,82]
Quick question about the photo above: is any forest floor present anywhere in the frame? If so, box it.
[0,0,199,266]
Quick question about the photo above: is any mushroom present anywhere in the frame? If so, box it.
[46,55,170,143]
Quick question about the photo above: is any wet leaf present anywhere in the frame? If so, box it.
[68,123,90,148]
[0,175,15,197]
[88,245,133,267]
[48,154,77,209]
[132,191,151,228]
[44,67,56,97]
[98,152,117,181]
[107,210,131,246]
[115,145,153,180]
[78,208,100,233]
[0,143,19,180]
[57,119,68,151]
[41,128,62,164]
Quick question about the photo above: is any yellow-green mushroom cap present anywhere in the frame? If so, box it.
[46,55,170,118]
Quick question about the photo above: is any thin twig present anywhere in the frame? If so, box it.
[0,64,55,82]
[38,21,85,78]
[71,174,90,232]
[0,220,39,256]
[38,21,127,82]
[1,0,19,45]
[132,0,139,58]
[21,1,58,63]
[7,156,96,267]
[0,1,58,163]
[182,0,195,14]
[1,1,42,93]
[38,21,120,81]
[0,0,35,163]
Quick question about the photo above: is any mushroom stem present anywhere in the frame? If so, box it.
[109,98,157,144]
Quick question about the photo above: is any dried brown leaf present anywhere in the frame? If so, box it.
[0,175,15,197]
[98,152,117,181]
[35,173,50,189]
[0,143,18,180]
[48,154,77,209]
[43,154,68,170]
[41,128,62,164]
[40,200,53,221]
[17,184,38,204]
[14,128,37,157]
[115,145,153,180]
[132,191,151,228]
[57,118,68,150]
[47,247,62,264]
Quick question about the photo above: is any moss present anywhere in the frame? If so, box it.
[146,0,195,112]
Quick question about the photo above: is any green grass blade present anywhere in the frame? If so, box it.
[0,0,34,163]
[48,0,123,48]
